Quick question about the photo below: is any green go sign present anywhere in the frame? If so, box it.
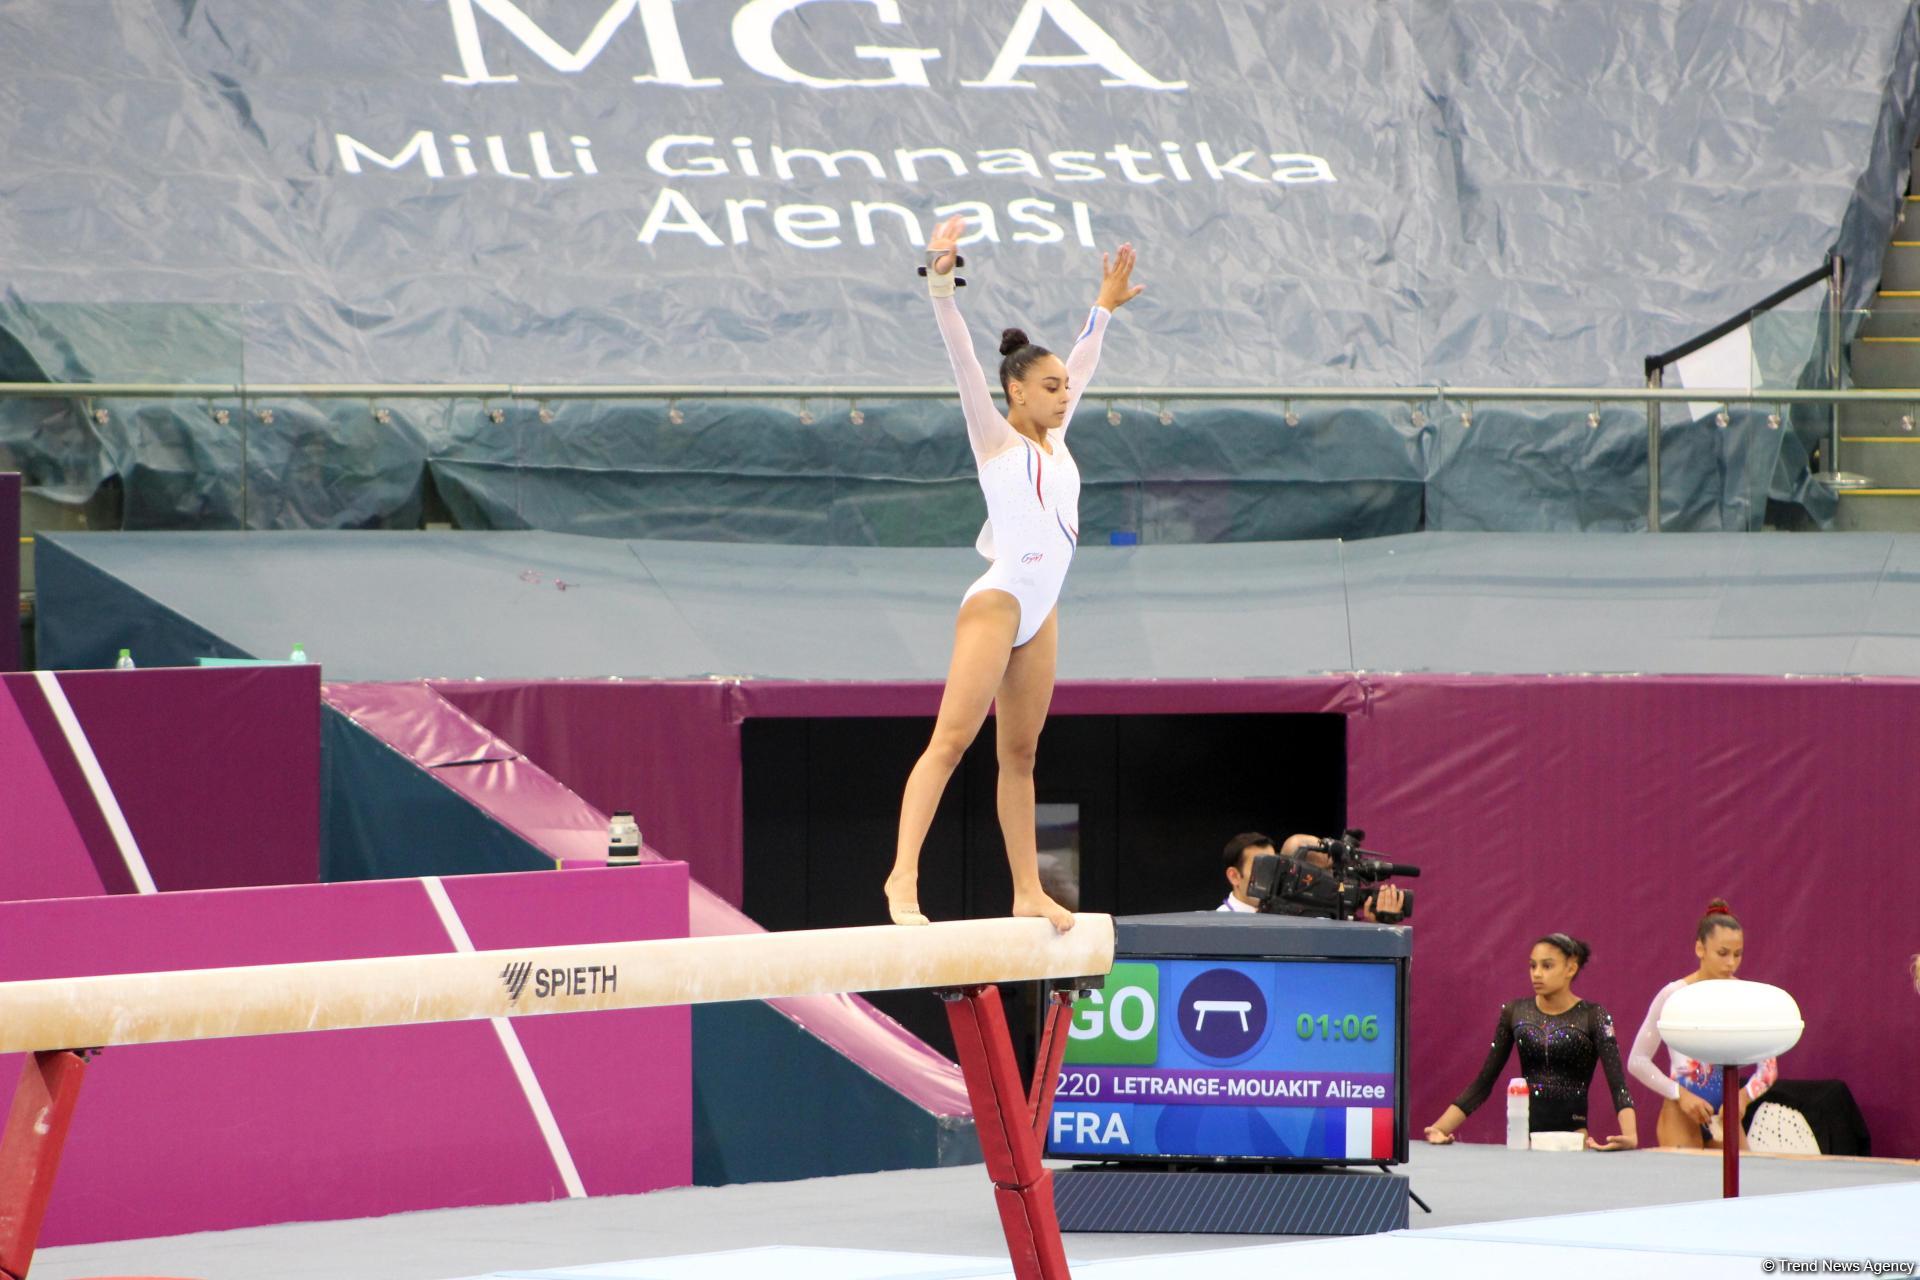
[1063,962,1160,1065]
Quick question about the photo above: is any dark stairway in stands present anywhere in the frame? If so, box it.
[1841,145,1920,530]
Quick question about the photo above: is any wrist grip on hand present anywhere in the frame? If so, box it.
[919,250,965,297]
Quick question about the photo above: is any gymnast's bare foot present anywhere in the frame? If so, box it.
[885,871,928,926]
[1013,891,1075,932]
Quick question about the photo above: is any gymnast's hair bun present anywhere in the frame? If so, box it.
[999,327,1031,357]
[1695,897,1742,942]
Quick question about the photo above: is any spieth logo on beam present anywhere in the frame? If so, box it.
[499,962,619,1003]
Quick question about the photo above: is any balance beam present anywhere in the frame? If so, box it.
[0,914,1114,1055]
[0,914,1112,1280]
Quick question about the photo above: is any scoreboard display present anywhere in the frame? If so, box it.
[1046,918,1409,1166]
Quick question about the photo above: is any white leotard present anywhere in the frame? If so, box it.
[931,291,1110,646]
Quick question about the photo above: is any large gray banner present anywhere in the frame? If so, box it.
[1,0,1910,386]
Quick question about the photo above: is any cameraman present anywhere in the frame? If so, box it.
[1217,830,1407,922]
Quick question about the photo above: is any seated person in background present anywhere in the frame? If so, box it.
[1424,933,1637,1150]
[1628,898,1777,1149]
[1217,831,1404,920]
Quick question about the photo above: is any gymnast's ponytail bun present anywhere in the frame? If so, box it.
[1696,898,1741,942]
[996,328,1056,400]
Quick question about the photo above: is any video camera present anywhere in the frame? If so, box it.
[1245,829,1419,922]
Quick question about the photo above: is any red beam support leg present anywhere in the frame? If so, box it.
[1722,1064,1739,1199]
[1027,987,1079,1145]
[943,985,1071,1280]
[0,1050,89,1280]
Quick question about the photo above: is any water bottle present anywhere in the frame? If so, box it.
[114,648,136,670]
[1506,1078,1530,1149]
[607,811,641,866]
[289,643,309,663]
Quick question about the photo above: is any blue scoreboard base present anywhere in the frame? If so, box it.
[1052,1166,1410,1236]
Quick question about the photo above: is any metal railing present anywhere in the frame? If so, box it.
[3,379,1902,533]
[0,381,1903,402]
[1642,254,1844,531]
[0,251,1869,534]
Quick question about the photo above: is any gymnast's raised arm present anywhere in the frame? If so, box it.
[925,214,1015,465]
[1062,241,1143,430]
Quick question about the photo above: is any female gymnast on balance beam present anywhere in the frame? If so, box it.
[884,214,1144,931]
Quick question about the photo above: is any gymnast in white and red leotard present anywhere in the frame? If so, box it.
[884,214,1143,929]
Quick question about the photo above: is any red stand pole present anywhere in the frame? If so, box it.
[1721,1064,1739,1198]
[1026,988,1078,1145]
[0,1050,89,1280]
[943,985,1072,1280]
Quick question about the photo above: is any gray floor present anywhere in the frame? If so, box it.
[33,1146,1918,1280]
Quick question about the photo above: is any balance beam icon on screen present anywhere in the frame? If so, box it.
[1192,999,1252,1032]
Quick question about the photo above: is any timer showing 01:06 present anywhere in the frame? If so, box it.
[1297,1013,1380,1041]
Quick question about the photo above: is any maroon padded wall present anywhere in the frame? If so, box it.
[0,666,320,900]
[440,673,1920,1158]
[1348,674,1920,1158]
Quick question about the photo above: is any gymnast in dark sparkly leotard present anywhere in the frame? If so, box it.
[1425,934,1639,1149]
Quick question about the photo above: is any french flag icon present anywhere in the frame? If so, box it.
[1344,1107,1394,1158]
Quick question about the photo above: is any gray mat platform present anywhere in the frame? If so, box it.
[34,530,1920,681]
